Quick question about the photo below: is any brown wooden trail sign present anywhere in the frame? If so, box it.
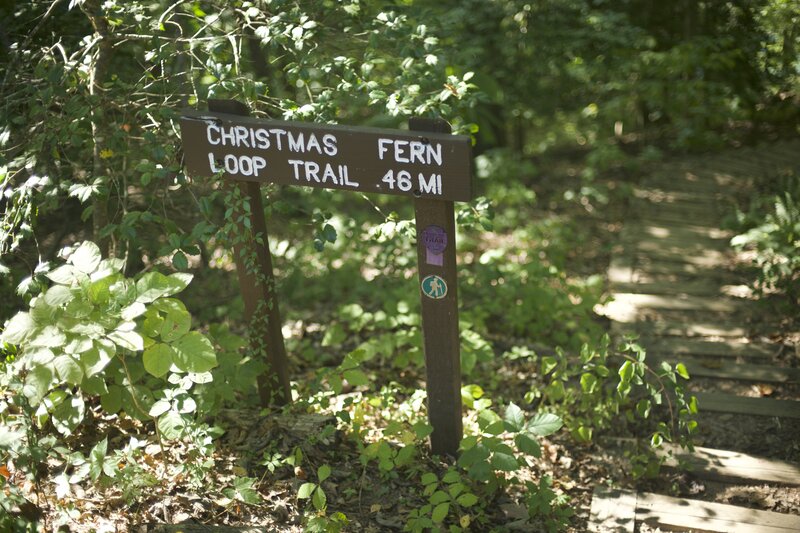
[180,108,474,201]
[180,100,472,456]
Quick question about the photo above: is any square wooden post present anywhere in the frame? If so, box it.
[411,117,463,457]
[208,99,291,406]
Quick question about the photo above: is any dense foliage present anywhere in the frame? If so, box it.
[1,0,798,530]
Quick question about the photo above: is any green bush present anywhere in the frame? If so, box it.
[731,173,800,304]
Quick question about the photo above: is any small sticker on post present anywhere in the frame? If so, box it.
[421,225,447,266]
[421,275,448,300]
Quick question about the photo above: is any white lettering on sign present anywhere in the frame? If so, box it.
[203,122,451,196]
[378,138,442,166]
[205,124,339,156]
[208,153,267,177]
[380,169,442,194]
[287,159,359,188]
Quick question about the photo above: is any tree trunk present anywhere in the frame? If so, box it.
[81,0,114,257]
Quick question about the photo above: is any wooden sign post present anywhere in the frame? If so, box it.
[180,101,473,456]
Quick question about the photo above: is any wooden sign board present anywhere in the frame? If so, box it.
[180,110,474,202]
[180,102,469,456]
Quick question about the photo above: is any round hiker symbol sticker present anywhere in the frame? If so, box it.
[421,275,448,299]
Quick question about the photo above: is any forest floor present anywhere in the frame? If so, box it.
[7,140,799,532]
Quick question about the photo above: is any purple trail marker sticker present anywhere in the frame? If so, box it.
[421,225,447,266]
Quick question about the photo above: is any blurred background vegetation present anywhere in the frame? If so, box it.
[0,0,798,528]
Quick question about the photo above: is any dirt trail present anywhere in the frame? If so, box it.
[591,140,800,532]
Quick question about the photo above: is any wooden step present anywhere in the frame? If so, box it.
[637,491,800,533]
[662,443,800,486]
[694,391,800,419]
[589,487,635,533]
[605,292,752,315]
[653,355,800,383]
[624,320,749,338]
[642,337,777,359]
[632,254,747,278]
[632,186,725,206]
[633,248,729,269]
[626,223,732,243]
[603,439,800,486]
[610,280,741,298]
[589,487,800,533]
[627,237,730,256]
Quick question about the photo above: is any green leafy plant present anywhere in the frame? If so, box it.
[533,335,697,477]
[405,468,480,532]
[732,174,800,304]
[0,241,217,438]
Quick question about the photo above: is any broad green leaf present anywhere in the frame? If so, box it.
[676,362,690,380]
[503,401,525,432]
[430,490,450,505]
[108,329,144,352]
[421,472,438,486]
[23,365,53,405]
[447,482,465,498]
[142,308,165,337]
[44,285,74,307]
[541,356,558,375]
[157,411,186,439]
[109,279,136,307]
[651,432,663,447]
[30,300,57,324]
[456,493,478,507]
[431,502,450,523]
[477,408,502,433]
[26,347,55,365]
[525,412,563,437]
[1,312,37,344]
[618,360,634,383]
[46,265,80,285]
[80,375,108,396]
[70,241,102,274]
[636,399,651,418]
[159,307,191,343]
[573,426,593,443]
[298,482,316,499]
[149,399,171,418]
[0,429,25,448]
[227,477,261,504]
[121,302,147,321]
[143,343,175,377]
[169,273,193,291]
[64,336,93,355]
[53,355,84,385]
[458,442,489,469]
[89,438,108,481]
[342,368,368,387]
[81,341,115,378]
[136,272,192,303]
[176,396,196,414]
[491,451,519,472]
[172,332,217,373]
[29,325,66,348]
[580,372,598,393]
[312,485,327,510]
[88,277,113,305]
[52,395,85,436]
[442,470,460,484]
[101,385,123,413]
[317,464,331,483]
[172,250,188,270]
[515,432,541,457]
